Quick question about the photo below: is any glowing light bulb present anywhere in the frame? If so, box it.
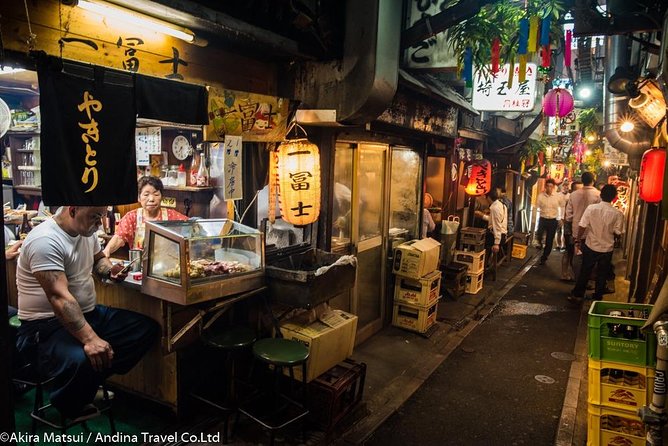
[586,134,596,143]
[620,121,635,133]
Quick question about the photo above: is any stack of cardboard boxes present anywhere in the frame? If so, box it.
[391,238,441,333]
[453,227,486,294]
[586,301,656,445]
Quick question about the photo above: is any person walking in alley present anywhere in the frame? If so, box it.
[567,172,601,281]
[562,181,583,281]
[568,185,624,303]
[536,179,561,265]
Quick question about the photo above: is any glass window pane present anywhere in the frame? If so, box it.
[389,148,421,241]
[358,147,385,241]
[332,143,353,246]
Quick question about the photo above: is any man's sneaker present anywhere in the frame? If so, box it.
[94,386,114,403]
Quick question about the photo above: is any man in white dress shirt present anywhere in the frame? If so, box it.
[485,187,507,254]
[569,185,624,303]
[536,179,561,265]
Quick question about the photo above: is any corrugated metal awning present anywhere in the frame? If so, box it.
[398,69,479,116]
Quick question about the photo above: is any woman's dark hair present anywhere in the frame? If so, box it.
[545,178,556,186]
[138,176,164,194]
[600,184,618,202]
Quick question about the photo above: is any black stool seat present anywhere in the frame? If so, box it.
[252,338,309,366]
[191,325,257,444]
[204,325,257,350]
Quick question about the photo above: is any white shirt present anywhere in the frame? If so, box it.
[17,218,101,321]
[421,208,436,239]
[489,200,507,244]
[579,201,624,253]
[569,186,601,232]
[536,191,561,219]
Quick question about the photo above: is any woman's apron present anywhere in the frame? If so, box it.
[133,208,168,250]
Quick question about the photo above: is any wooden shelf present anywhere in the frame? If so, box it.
[7,130,39,136]
[14,186,42,196]
[163,185,218,192]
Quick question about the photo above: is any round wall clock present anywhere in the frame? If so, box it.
[171,135,192,160]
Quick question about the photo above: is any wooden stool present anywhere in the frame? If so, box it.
[238,338,309,446]
[190,325,257,444]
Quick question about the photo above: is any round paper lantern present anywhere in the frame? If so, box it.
[542,88,574,118]
[465,159,492,196]
[277,139,321,225]
[639,148,666,203]
[549,163,565,184]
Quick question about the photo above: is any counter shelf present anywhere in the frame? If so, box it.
[141,219,265,305]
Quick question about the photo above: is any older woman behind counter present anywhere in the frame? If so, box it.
[103,176,188,258]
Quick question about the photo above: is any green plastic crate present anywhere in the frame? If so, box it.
[588,301,656,367]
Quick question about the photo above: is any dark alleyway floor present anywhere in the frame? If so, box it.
[363,250,581,446]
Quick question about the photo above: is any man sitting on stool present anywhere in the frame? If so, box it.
[568,185,624,303]
[15,206,159,421]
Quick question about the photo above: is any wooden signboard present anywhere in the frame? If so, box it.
[0,0,277,96]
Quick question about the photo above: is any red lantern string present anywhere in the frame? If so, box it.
[491,38,501,74]
[565,30,572,67]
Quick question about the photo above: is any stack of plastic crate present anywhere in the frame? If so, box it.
[455,227,486,294]
[587,301,656,446]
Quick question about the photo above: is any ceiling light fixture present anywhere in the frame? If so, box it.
[627,79,666,128]
[76,0,196,43]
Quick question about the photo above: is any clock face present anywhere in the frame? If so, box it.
[172,135,191,160]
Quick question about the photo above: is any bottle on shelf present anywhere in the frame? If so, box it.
[177,163,187,187]
[189,152,200,186]
[105,206,115,235]
[196,153,209,186]
[19,214,32,240]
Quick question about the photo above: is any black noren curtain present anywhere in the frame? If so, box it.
[135,75,208,125]
[38,56,137,205]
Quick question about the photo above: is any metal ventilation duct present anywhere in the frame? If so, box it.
[603,35,651,168]
[293,0,401,124]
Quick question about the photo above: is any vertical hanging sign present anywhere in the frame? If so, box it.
[223,135,243,201]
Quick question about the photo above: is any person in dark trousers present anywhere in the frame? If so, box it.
[15,206,159,420]
[561,181,583,281]
[569,185,624,303]
[536,179,561,265]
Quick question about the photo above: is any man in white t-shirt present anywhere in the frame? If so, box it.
[16,206,159,420]
[569,185,624,303]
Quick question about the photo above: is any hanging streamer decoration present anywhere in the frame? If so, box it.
[507,57,515,89]
[518,18,529,82]
[540,15,551,69]
[491,38,501,74]
[528,16,539,53]
[463,47,473,88]
[565,29,572,68]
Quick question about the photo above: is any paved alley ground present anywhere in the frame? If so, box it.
[364,250,581,446]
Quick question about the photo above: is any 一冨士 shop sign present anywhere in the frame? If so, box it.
[472,63,537,112]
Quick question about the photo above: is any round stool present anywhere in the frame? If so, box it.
[191,325,257,444]
[239,338,309,446]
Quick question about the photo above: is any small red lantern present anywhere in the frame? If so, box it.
[549,163,565,184]
[542,88,574,118]
[465,159,492,196]
[639,148,666,203]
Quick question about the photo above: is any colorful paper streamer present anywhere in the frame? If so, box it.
[540,15,551,46]
[507,58,514,89]
[519,54,527,83]
[491,38,501,74]
[565,29,572,67]
[528,16,539,53]
[518,18,529,55]
[541,43,551,68]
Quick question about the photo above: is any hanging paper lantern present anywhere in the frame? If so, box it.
[277,139,321,225]
[639,148,666,203]
[542,88,574,117]
[465,159,492,196]
[549,163,565,184]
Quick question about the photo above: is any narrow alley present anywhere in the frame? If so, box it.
[364,251,581,445]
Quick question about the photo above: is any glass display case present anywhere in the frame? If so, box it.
[142,219,265,305]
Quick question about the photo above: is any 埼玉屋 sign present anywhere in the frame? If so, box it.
[472,63,537,112]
